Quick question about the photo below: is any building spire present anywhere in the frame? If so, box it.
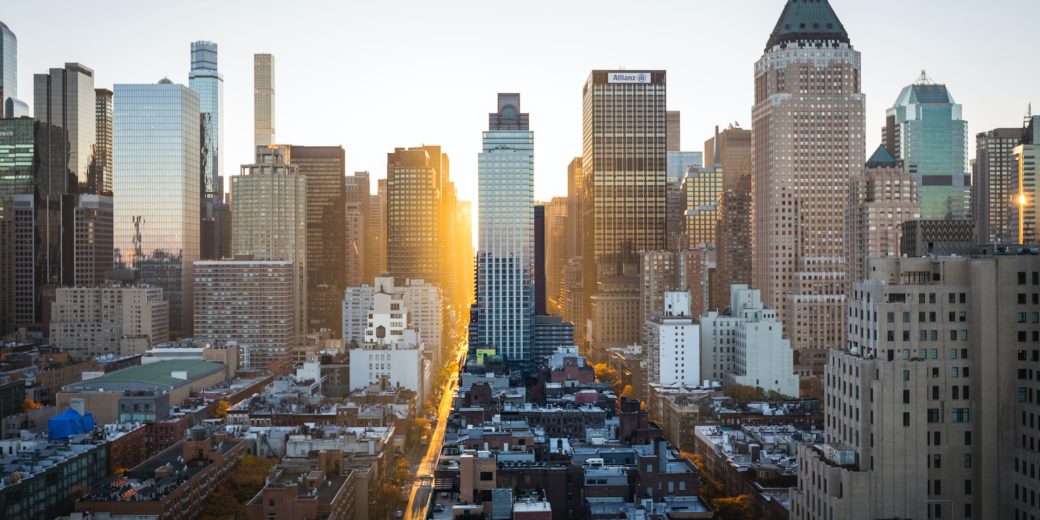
[915,70,932,85]
[766,0,850,51]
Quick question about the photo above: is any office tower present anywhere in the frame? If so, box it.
[884,73,970,220]
[1013,115,1040,245]
[455,199,475,310]
[545,197,567,313]
[344,171,370,287]
[34,63,97,192]
[753,0,862,373]
[341,284,374,348]
[401,278,444,357]
[974,127,1023,244]
[582,70,667,284]
[682,164,722,247]
[644,292,700,393]
[666,151,702,248]
[73,194,114,287]
[0,21,16,117]
[91,88,113,195]
[194,259,294,370]
[666,110,681,152]
[565,157,583,260]
[473,93,534,365]
[189,41,223,197]
[640,251,680,329]
[710,125,754,311]
[365,179,387,283]
[791,255,1040,520]
[699,285,798,395]
[232,144,307,339]
[845,146,920,294]
[253,54,275,148]
[113,80,201,336]
[387,146,449,286]
[558,257,584,339]
[534,204,546,316]
[281,145,346,336]
[440,178,461,307]
[589,276,641,357]
[50,285,168,358]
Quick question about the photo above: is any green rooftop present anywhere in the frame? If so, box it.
[65,360,225,391]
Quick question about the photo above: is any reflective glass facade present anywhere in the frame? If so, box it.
[666,151,702,183]
[475,94,534,365]
[113,81,200,336]
[885,80,970,219]
[33,63,96,193]
[189,41,223,196]
[0,21,16,109]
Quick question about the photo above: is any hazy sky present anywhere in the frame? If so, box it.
[6,0,1038,206]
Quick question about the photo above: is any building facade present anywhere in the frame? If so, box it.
[974,127,1023,245]
[644,292,700,393]
[253,53,275,148]
[752,0,863,373]
[113,80,201,336]
[189,41,223,198]
[50,285,168,358]
[475,93,535,365]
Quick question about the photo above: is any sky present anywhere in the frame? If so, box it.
[6,0,1039,209]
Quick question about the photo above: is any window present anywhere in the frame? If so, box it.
[932,386,939,400]
[904,389,911,403]
[903,412,910,427]
[964,479,972,494]
[928,409,940,423]
[953,408,970,423]
[964,453,972,467]
[964,431,972,445]
[480,472,493,481]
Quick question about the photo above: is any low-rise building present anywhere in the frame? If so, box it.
[0,433,109,520]
[245,455,357,520]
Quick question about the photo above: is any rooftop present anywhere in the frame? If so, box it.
[63,360,225,393]
[766,0,850,51]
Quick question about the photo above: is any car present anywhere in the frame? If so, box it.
[433,505,446,513]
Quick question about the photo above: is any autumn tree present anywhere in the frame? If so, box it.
[711,495,754,520]
[213,400,231,419]
[723,384,766,403]
[201,455,276,520]
[21,399,43,413]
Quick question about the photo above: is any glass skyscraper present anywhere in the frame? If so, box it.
[33,63,96,192]
[0,21,16,114]
[189,41,223,197]
[475,93,534,365]
[113,80,200,337]
[884,74,970,220]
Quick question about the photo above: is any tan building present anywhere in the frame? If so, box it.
[844,145,920,294]
[682,166,723,248]
[791,255,1040,520]
[706,125,753,313]
[50,285,168,358]
[582,70,667,290]
[545,197,568,313]
[253,53,275,148]
[752,0,863,373]
[386,146,451,290]
[589,277,640,358]
[194,259,295,370]
[246,453,357,520]
[232,144,307,339]
[1013,116,1039,245]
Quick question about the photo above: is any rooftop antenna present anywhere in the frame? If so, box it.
[1025,103,1033,128]
[915,70,932,85]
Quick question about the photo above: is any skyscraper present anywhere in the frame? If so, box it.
[113,80,201,337]
[544,196,567,313]
[1014,115,1040,245]
[253,53,275,148]
[386,146,449,287]
[884,73,970,220]
[583,70,667,285]
[682,164,722,248]
[708,125,753,312]
[344,171,370,287]
[753,0,863,373]
[189,41,223,197]
[286,145,346,335]
[0,21,16,117]
[474,93,534,365]
[34,63,97,192]
[974,127,1023,245]
[666,110,681,153]
[365,180,387,283]
[232,144,307,339]
[91,88,113,195]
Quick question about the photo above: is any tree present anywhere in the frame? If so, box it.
[21,399,43,413]
[201,455,276,520]
[213,400,231,419]
[723,384,766,403]
[711,495,754,520]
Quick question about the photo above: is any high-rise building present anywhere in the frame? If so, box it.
[285,145,345,336]
[342,284,374,348]
[194,259,295,370]
[232,144,307,339]
[752,0,863,373]
[455,199,475,310]
[253,53,275,148]
[386,145,450,292]
[682,164,722,248]
[73,194,114,287]
[365,179,388,283]
[34,63,97,192]
[342,276,443,360]
[665,151,702,185]
[845,146,920,294]
[91,88,113,195]
[565,157,583,260]
[709,125,754,312]
[1013,115,1040,245]
[589,276,641,357]
[474,94,534,365]
[900,218,976,257]
[666,151,702,248]
[791,255,1040,520]
[582,70,667,286]
[884,73,970,220]
[344,171,370,287]
[401,278,444,357]
[545,197,568,313]
[50,285,168,358]
[644,292,700,393]
[189,41,223,197]
[534,204,546,316]
[114,80,201,336]
[666,110,681,152]
[0,21,17,117]
[974,127,1023,245]
[699,285,798,396]
[640,251,680,329]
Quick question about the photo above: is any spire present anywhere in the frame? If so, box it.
[766,0,850,51]
[915,70,933,85]
[865,145,900,169]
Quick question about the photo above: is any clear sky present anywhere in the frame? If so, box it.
[5,0,1038,207]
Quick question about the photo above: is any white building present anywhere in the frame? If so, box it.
[342,285,374,347]
[644,292,701,391]
[342,277,442,352]
[50,285,169,358]
[700,285,798,397]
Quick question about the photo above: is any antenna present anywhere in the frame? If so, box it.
[915,70,932,85]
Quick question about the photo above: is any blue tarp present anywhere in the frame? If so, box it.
[48,408,95,440]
